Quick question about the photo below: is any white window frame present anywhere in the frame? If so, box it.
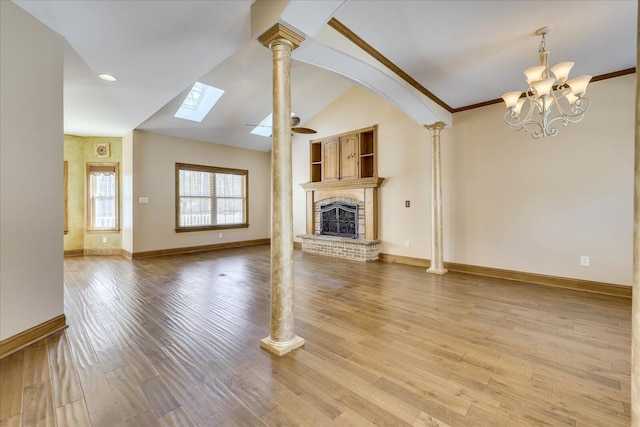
[175,163,249,232]
[86,163,119,233]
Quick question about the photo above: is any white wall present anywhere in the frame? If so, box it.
[0,1,64,339]
[294,75,634,286]
[130,131,271,253]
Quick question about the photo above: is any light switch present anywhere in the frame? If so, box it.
[139,197,149,204]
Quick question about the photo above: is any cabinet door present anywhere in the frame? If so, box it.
[322,137,339,181]
[339,134,358,180]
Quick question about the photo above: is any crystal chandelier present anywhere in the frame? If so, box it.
[501,27,592,139]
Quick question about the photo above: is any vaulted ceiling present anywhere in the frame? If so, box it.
[14,0,637,151]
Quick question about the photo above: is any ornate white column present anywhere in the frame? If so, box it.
[631,7,639,424]
[425,122,447,275]
[258,24,305,356]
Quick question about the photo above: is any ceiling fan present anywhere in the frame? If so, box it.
[247,116,317,135]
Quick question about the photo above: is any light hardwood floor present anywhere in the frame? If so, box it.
[0,245,631,426]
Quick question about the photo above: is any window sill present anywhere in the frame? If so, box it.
[86,229,121,234]
[175,224,249,233]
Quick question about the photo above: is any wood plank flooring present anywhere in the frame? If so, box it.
[0,245,631,426]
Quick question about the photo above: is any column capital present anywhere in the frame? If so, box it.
[424,121,447,132]
[257,23,305,50]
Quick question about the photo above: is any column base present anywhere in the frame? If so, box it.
[260,335,305,356]
[426,267,448,275]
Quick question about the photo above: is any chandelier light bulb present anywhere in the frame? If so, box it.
[501,27,591,139]
[531,77,555,98]
[550,62,574,84]
[566,75,593,98]
[563,89,579,106]
[524,66,546,84]
[513,98,526,116]
[502,91,523,109]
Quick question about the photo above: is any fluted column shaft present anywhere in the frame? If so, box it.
[425,122,447,275]
[258,24,304,356]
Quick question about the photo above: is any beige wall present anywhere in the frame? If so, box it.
[443,74,634,286]
[0,1,64,340]
[292,88,431,259]
[129,130,271,253]
[294,75,634,286]
[64,135,123,251]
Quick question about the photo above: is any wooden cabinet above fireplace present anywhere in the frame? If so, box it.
[309,125,377,183]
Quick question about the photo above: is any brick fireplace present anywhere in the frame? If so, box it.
[298,177,384,261]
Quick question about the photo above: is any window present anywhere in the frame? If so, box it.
[87,163,119,232]
[176,163,248,232]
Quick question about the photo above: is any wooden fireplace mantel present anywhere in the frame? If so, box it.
[300,177,385,240]
[300,177,384,192]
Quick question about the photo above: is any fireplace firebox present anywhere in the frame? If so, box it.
[320,202,358,238]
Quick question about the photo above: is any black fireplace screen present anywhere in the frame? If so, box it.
[320,202,358,238]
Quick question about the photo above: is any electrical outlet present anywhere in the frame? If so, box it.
[580,256,590,267]
[218,232,223,239]
[102,237,107,244]
[404,240,410,248]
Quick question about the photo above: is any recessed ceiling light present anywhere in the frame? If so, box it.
[99,74,118,82]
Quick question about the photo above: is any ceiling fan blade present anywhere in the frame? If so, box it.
[292,127,317,134]
[246,119,300,128]
[247,116,315,134]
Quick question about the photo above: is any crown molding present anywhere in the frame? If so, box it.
[328,19,635,115]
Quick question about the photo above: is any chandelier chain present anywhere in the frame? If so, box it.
[538,33,546,54]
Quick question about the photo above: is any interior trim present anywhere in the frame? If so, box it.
[590,67,636,83]
[300,177,384,192]
[378,253,429,268]
[329,18,636,115]
[83,249,123,256]
[379,253,631,298]
[0,314,67,360]
[451,67,637,113]
[127,238,271,259]
[65,249,127,257]
[327,18,452,113]
[63,249,85,257]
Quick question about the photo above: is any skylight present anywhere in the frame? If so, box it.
[250,113,274,137]
[250,112,296,138]
[175,82,224,122]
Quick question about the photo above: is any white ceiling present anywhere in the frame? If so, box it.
[13,0,638,151]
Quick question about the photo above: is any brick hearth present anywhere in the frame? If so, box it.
[299,177,384,262]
